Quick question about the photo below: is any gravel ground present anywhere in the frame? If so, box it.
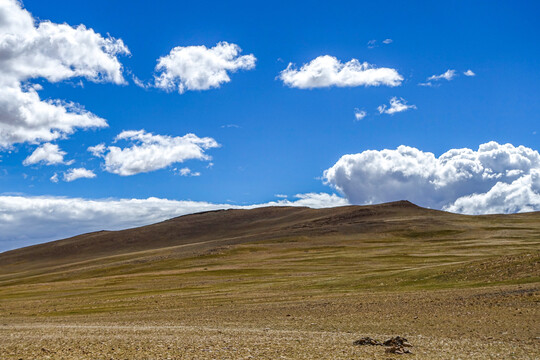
[1,322,538,360]
[1,284,539,359]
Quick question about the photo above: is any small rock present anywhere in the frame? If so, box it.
[353,337,382,346]
[384,336,412,347]
[385,345,412,354]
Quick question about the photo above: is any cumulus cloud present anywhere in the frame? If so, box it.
[23,143,72,166]
[90,130,220,176]
[464,69,476,77]
[354,109,367,121]
[0,192,347,251]
[323,141,540,214]
[427,69,456,81]
[153,42,255,93]
[377,97,416,115]
[445,170,540,215]
[0,0,129,147]
[63,167,96,182]
[382,38,393,44]
[278,55,403,89]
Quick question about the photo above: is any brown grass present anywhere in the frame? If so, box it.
[0,202,539,359]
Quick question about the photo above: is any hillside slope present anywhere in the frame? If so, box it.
[1,201,442,270]
[0,200,538,286]
[0,201,539,359]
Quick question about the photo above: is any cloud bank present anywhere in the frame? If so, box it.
[323,142,540,214]
[279,55,403,89]
[90,130,220,176]
[0,0,129,147]
[153,42,256,93]
[0,192,347,251]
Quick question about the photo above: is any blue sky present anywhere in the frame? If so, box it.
[0,0,539,250]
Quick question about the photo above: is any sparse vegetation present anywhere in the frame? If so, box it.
[0,202,539,359]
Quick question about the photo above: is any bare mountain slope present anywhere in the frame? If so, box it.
[0,200,538,286]
[1,201,539,274]
[0,201,436,268]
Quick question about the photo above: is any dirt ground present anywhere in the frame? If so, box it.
[1,284,539,359]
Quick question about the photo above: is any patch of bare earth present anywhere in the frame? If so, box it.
[1,284,539,359]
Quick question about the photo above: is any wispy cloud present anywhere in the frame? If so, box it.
[176,167,201,177]
[427,69,456,81]
[354,109,367,121]
[377,97,416,115]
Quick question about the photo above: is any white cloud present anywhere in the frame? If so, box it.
[367,40,377,48]
[177,167,200,177]
[464,69,476,77]
[0,192,347,251]
[63,167,96,182]
[278,55,403,89]
[88,143,106,157]
[50,173,58,183]
[382,38,393,44]
[377,97,416,115]
[23,143,72,166]
[354,109,367,121]
[221,124,240,129]
[153,42,255,93]
[131,74,150,89]
[0,0,129,147]
[427,69,456,81]
[323,141,540,213]
[91,130,220,176]
[445,170,540,215]
[270,192,349,208]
